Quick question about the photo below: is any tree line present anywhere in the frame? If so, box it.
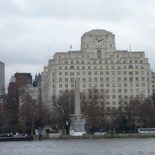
[0,88,155,135]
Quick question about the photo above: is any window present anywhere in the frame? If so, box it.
[118,89,121,93]
[118,71,121,75]
[87,71,91,75]
[71,78,74,82]
[112,89,115,93]
[94,66,97,69]
[65,72,68,75]
[112,71,115,75]
[70,72,74,76]
[77,66,80,69]
[76,72,80,75]
[129,71,133,75]
[100,77,103,81]
[118,77,121,81]
[141,71,144,75]
[59,84,62,88]
[106,77,109,81]
[106,89,110,93]
[124,83,127,87]
[112,95,116,99]
[94,71,97,75]
[118,83,121,87]
[106,71,109,75]
[100,83,104,87]
[106,83,110,87]
[70,66,74,69]
[100,71,103,75]
[65,78,68,82]
[82,66,85,69]
[124,77,127,81]
[135,71,139,75]
[65,66,68,69]
[129,77,133,81]
[83,78,86,82]
[59,78,62,82]
[59,72,62,75]
[124,89,127,93]
[112,83,115,87]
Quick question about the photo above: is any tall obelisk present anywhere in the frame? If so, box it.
[74,77,81,116]
[69,77,86,136]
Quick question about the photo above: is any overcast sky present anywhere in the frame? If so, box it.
[1,0,155,87]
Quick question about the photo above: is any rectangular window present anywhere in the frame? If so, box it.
[94,71,97,75]
[118,71,121,75]
[100,71,103,75]
[112,71,115,75]
[100,77,103,81]
[82,66,85,69]
[94,77,97,81]
[106,77,109,81]
[106,71,109,75]
[118,77,121,81]
[124,77,127,81]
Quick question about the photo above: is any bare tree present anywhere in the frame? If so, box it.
[53,90,74,128]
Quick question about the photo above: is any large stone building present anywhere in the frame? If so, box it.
[0,61,5,94]
[41,29,153,110]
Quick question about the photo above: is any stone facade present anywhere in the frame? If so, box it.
[41,29,153,110]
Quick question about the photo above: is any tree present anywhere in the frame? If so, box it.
[53,90,74,128]
[81,88,106,131]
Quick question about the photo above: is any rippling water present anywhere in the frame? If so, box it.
[1,138,155,155]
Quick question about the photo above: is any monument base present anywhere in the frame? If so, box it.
[69,117,86,136]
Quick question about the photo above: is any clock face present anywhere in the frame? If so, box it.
[93,36,105,48]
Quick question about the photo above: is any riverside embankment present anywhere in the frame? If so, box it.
[41,133,155,139]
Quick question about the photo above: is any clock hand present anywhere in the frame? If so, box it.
[96,37,99,42]
[98,38,105,42]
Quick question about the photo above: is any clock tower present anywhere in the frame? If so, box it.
[81,29,116,53]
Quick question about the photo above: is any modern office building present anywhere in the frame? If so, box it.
[0,61,5,94]
[41,29,153,110]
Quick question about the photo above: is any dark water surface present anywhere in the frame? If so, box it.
[1,138,155,155]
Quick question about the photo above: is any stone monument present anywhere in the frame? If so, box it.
[69,78,86,136]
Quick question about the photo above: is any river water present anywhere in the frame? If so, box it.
[1,138,155,155]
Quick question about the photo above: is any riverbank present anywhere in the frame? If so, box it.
[40,133,155,139]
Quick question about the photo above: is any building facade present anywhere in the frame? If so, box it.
[41,29,153,110]
[8,73,32,100]
[0,61,5,94]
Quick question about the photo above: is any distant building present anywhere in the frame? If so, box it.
[152,72,155,106]
[41,29,153,110]
[0,61,5,94]
[8,73,32,100]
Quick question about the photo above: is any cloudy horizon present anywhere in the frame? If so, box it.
[1,0,155,87]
